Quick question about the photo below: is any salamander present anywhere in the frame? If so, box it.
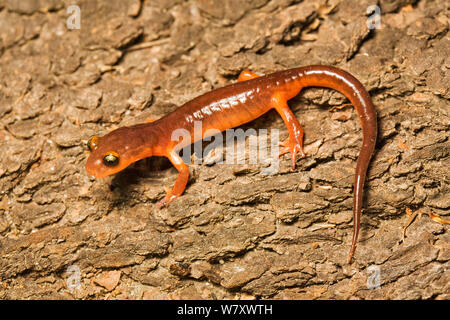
[86,65,377,263]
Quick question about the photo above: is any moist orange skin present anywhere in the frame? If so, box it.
[86,65,377,263]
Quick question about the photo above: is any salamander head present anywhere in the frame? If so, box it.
[86,126,152,178]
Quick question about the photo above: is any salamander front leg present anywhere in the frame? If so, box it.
[271,94,306,170]
[158,149,189,208]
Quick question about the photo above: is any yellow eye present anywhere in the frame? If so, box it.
[103,152,119,167]
[88,136,99,152]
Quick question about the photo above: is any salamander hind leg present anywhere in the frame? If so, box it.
[271,93,306,170]
[238,70,262,82]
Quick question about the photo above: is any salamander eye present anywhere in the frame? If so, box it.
[103,152,120,167]
[87,136,99,152]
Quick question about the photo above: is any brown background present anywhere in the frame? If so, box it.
[0,0,448,299]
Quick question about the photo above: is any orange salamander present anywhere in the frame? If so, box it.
[86,65,377,263]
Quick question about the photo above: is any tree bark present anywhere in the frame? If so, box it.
[0,0,448,299]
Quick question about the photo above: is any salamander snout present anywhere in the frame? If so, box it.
[85,127,153,178]
[85,134,125,178]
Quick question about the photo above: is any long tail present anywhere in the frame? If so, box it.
[297,65,377,263]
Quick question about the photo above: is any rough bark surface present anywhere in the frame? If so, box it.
[0,0,448,299]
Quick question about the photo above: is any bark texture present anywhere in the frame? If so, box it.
[0,0,448,299]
